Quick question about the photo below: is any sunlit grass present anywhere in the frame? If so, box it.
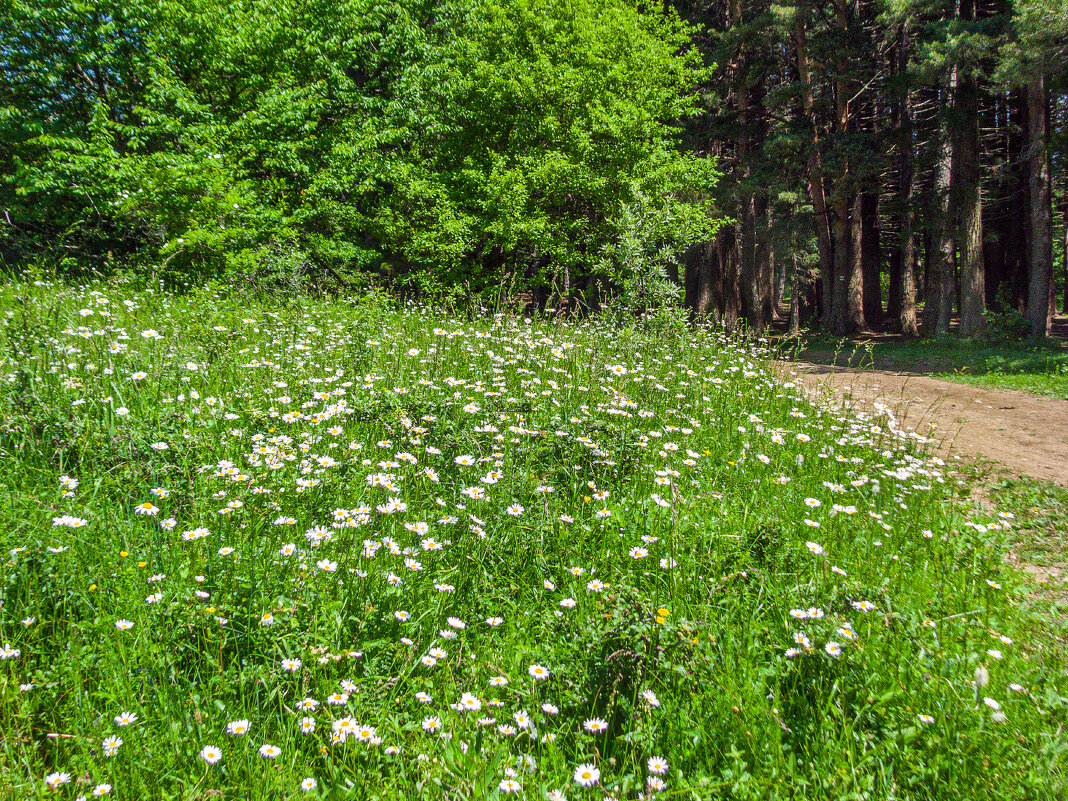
[0,279,1064,799]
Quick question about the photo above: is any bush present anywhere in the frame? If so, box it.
[982,286,1031,342]
[1,0,721,298]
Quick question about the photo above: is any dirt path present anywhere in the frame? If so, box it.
[783,362,1068,486]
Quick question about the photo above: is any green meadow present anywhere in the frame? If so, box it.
[0,279,1064,799]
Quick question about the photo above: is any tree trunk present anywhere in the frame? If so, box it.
[1063,162,1068,314]
[891,29,918,335]
[794,13,834,332]
[923,72,956,337]
[764,203,781,322]
[788,253,801,335]
[861,190,882,327]
[898,150,919,336]
[716,224,742,329]
[1010,89,1031,312]
[982,91,1008,309]
[956,0,985,337]
[849,193,867,332]
[1027,76,1053,338]
[831,195,853,335]
[773,224,786,314]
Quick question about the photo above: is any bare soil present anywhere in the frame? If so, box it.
[783,361,1068,486]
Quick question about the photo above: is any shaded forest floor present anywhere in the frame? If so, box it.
[777,313,1068,399]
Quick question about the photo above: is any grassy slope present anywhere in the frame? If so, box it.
[0,280,1064,799]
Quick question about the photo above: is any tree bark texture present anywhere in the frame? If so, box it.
[956,70,985,337]
[923,75,956,337]
[1027,77,1053,338]
[861,190,882,326]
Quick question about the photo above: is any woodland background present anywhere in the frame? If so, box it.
[1,0,1066,337]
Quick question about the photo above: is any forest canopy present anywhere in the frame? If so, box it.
[0,0,720,304]
[1,0,1065,336]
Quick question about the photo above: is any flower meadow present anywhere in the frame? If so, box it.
[0,280,1064,800]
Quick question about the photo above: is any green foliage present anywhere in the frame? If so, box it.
[600,187,719,335]
[1,0,720,301]
[981,287,1031,343]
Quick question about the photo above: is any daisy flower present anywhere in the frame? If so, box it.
[574,763,600,787]
[44,773,72,791]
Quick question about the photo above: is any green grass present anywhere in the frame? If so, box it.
[989,478,1068,572]
[0,278,1066,799]
[786,335,1068,399]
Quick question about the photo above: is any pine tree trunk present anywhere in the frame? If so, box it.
[763,203,776,322]
[831,195,853,335]
[923,73,956,337]
[892,30,918,335]
[956,0,985,337]
[1027,76,1053,338]
[740,195,765,331]
[773,220,786,315]
[1063,163,1068,314]
[717,223,742,329]
[788,253,801,335]
[861,190,882,327]
[794,13,834,332]
[982,91,1007,309]
[1010,89,1031,312]
[898,147,918,336]
[957,72,985,336]
[849,193,867,332]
